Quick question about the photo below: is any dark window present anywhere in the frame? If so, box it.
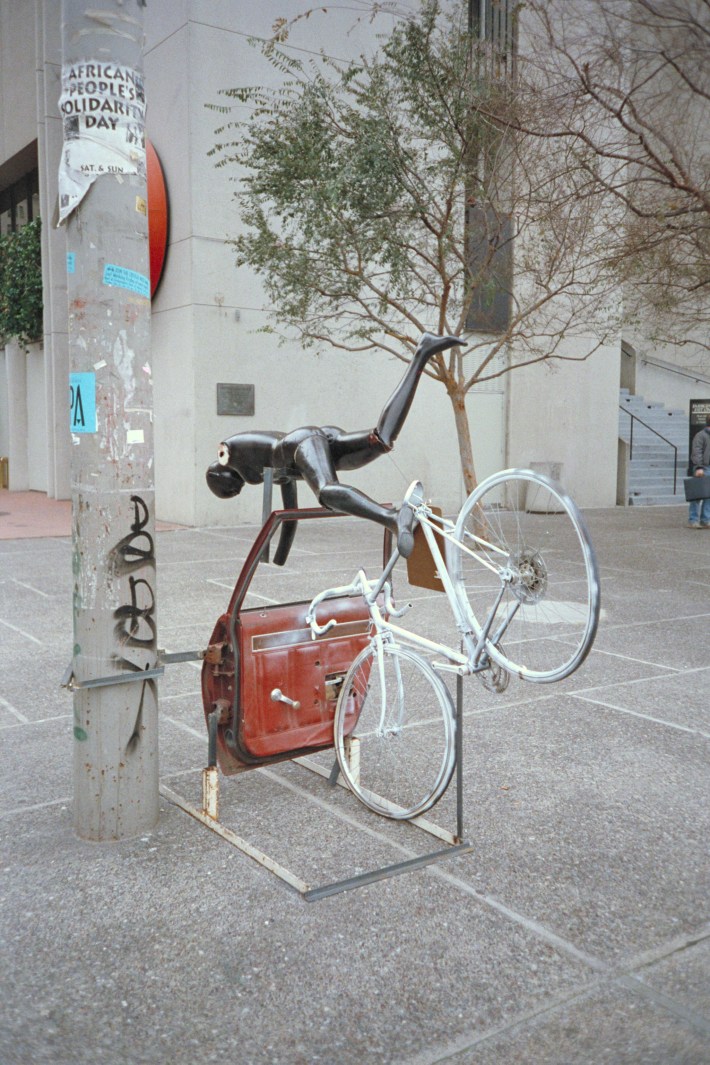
[469,0,517,74]
[466,206,513,333]
[0,170,40,236]
[466,1,516,333]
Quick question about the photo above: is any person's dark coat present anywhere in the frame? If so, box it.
[691,426,710,470]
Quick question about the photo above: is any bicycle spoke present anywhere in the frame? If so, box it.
[451,470,600,681]
[334,642,456,819]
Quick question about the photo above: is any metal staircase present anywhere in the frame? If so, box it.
[618,390,689,505]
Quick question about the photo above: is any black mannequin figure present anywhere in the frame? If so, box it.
[206,332,465,564]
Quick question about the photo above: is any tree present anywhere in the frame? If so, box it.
[210,0,620,491]
[516,0,710,357]
[0,218,43,348]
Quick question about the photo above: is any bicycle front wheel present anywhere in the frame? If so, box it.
[450,469,600,682]
[334,642,456,820]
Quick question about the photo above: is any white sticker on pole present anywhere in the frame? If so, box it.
[57,62,146,224]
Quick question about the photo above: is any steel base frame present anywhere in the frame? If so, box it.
[162,675,470,902]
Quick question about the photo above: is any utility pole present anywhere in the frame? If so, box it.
[61,0,159,839]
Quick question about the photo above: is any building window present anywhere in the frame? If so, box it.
[469,0,517,74]
[466,206,513,334]
[0,170,40,236]
[466,1,517,333]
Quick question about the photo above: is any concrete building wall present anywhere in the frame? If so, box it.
[508,339,621,507]
[37,0,70,500]
[636,358,710,418]
[143,1,501,525]
[0,1,36,162]
[0,350,7,459]
[2,0,630,523]
[26,341,47,490]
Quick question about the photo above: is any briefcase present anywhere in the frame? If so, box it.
[684,475,710,501]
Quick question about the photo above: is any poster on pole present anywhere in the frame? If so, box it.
[57,62,146,224]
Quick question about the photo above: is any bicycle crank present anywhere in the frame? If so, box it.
[478,651,510,694]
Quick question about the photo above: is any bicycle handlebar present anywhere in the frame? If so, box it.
[306,571,412,638]
[309,616,338,637]
[306,572,370,638]
[306,483,429,638]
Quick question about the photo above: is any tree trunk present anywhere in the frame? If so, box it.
[448,386,478,498]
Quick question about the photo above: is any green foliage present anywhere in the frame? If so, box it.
[210,0,506,352]
[0,218,43,348]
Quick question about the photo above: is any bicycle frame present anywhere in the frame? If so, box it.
[307,499,507,678]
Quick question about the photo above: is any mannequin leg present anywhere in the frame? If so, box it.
[293,435,415,556]
[375,333,465,447]
[273,481,299,566]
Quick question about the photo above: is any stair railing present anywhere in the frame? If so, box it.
[618,405,680,495]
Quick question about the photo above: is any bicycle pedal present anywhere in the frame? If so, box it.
[432,660,467,675]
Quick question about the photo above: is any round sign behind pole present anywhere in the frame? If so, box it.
[146,139,169,298]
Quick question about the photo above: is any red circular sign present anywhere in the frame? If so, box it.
[147,139,168,297]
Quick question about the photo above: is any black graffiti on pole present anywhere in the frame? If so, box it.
[110,495,154,576]
[69,383,85,429]
[113,575,157,672]
[109,495,157,673]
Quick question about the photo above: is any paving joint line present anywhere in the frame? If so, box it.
[0,712,71,730]
[571,693,710,737]
[400,978,606,1065]
[0,617,43,645]
[403,926,710,1064]
[599,610,710,632]
[0,696,29,723]
[221,762,609,971]
[614,974,710,1038]
[10,578,53,599]
[0,796,71,818]
[570,664,684,692]
[158,726,691,990]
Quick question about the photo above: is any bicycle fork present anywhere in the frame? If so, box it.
[373,635,405,738]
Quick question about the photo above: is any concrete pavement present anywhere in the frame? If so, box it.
[1,491,709,1064]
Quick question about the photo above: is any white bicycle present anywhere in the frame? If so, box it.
[306,469,600,821]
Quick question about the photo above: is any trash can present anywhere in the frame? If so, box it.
[526,461,564,512]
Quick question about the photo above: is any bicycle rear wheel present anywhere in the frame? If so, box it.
[334,641,456,820]
[450,469,600,682]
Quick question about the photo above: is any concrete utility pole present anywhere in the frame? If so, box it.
[61,0,159,839]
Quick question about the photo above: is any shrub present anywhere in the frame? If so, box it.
[0,218,43,348]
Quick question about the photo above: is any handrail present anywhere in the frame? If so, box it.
[618,405,679,495]
[640,354,710,387]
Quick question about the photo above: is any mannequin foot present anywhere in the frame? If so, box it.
[396,504,416,559]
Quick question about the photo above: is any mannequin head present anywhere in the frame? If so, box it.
[206,462,245,499]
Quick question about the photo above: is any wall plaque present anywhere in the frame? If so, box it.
[217,383,255,417]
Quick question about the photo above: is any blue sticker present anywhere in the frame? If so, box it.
[102,263,150,299]
[69,372,97,433]
[67,252,75,274]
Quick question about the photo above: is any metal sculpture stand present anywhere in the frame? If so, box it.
[160,480,472,900]
[161,670,470,902]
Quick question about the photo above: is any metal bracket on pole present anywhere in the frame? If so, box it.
[61,664,164,692]
[159,649,203,664]
[60,648,203,692]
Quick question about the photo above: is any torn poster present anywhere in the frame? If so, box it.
[57,61,146,224]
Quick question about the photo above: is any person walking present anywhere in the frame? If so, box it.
[688,415,710,528]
